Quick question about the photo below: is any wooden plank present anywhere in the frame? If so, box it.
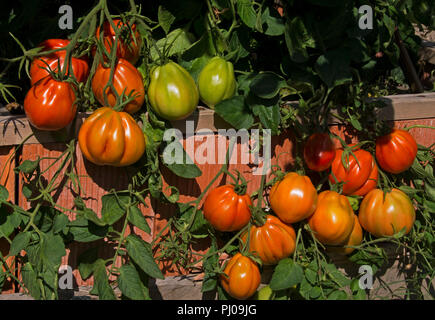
[1,92,434,147]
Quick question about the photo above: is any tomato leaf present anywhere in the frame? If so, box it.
[0,185,8,201]
[249,72,286,99]
[101,193,130,225]
[93,259,117,300]
[77,247,99,280]
[162,139,202,179]
[125,234,164,279]
[158,5,175,35]
[269,258,303,291]
[21,263,41,300]
[68,217,109,243]
[14,157,40,175]
[215,95,254,129]
[128,206,151,234]
[118,264,150,300]
[9,231,31,256]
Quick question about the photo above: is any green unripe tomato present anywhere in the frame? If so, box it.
[147,61,199,120]
[198,56,236,109]
[254,285,273,300]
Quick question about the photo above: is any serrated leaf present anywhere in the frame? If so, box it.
[0,185,9,201]
[125,235,164,279]
[14,158,40,174]
[158,6,175,34]
[128,206,151,234]
[9,231,31,256]
[21,263,41,300]
[93,259,116,300]
[269,258,303,291]
[78,247,99,280]
[118,264,149,300]
[101,193,130,225]
[68,217,108,243]
[215,95,254,129]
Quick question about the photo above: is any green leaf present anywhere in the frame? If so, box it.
[0,185,8,201]
[215,96,254,129]
[269,258,303,291]
[315,50,352,88]
[249,72,286,99]
[128,206,151,234]
[93,259,116,300]
[304,268,317,285]
[177,203,211,238]
[327,289,348,300]
[101,193,130,225]
[21,263,41,300]
[118,264,150,300]
[158,5,175,34]
[162,139,202,179]
[125,234,164,279]
[10,231,31,256]
[41,233,66,269]
[250,100,281,136]
[284,17,312,63]
[68,217,109,243]
[0,208,21,238]
[320,261,351,288]
[78,247,99,280]
[14,157,40,174]
[53,214,69,234]
[151,28,195,61]
[261,6,285,36]
[237,0,257,28]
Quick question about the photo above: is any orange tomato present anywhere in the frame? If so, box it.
[220,253,261,300]
[202,185,252,232]
[241,215,296,265]
[24,76,77,131]
[308,191,355,245]
[375,129,418,174]
[269,172,318,223]
[329,147,378,196]
[92,58,145,114]
[327,215,363,255]
[78,107,146,167]
[358,188,416,237]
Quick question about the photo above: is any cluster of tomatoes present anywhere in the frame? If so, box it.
[23,19,237,167]
[203,129,418,300]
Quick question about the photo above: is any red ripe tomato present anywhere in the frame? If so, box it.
[269,172,318,224]
[95,19,142,65]
[303,133,336,172]
[30,39,89,85]
[24,76,77,131]
[202,185,252,232]
[241,215,296,265]
[308,190,355,245]
[329,147,378,196]
[358,188,416,238]
[375,129,418,174]
[91,58,145,114]
[220,253,261,300]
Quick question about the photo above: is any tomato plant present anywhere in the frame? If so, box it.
[329,147,378,196]
[202,185,252,232]
[269,172,318,224]
[92,58,144,114]
[376,129,418,174]
[23,76,77,131]
[358,188,416,237]
[220,253,261,300]
[78,107,146,167]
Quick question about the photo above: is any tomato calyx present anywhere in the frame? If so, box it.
[229,170,248,196]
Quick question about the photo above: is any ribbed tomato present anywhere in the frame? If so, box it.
[303,133,336,172]
[30,39,89,85]
[241,215,296,265]
[327,214,363,255]
[78,107,146,167]
[375,129,418,174]
[358,188,416,238]
[202,185,252,232]
[220,253,261,300]
[308,191,355,245]
[24,76,77,131]
[269,172,318,223]
[95,19,142,65]
[329,147,378,196]
[91,58,144,114]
